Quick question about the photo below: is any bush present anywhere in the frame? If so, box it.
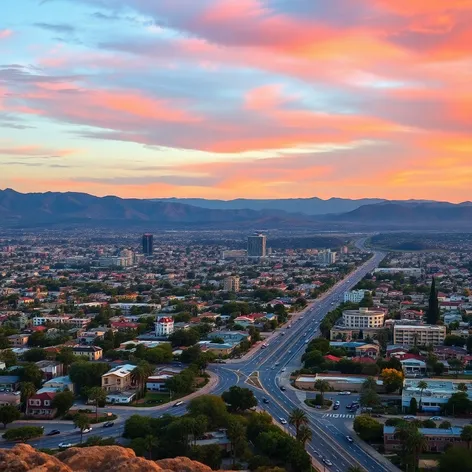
[3,426,44,441]
[353,415,383,442]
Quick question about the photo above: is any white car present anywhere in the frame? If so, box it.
[323,458,333,467]
[280,418,287,425]
[431,416,442,421]
[281,367,286,372]
[339,391,351,395]
[81,427,92,434]
[58,442,73,449]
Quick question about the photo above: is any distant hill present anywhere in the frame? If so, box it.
[153,196,386,215]
[322,202,472,227]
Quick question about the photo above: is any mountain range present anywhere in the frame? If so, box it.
[0,188,471,229]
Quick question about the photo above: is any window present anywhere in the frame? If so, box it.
[44,400,50,406]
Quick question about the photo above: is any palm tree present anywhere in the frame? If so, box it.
[88,386,107,421]
[74,413,91,444]
[461,425,472,449]
[417,380,428,410]
[314,379,331,405]
[409,429,427,470]
[296,425,312,445]
[132,361,153,400]
[289,408,309,437]
[143,435,159,460]
[20,381,36,409]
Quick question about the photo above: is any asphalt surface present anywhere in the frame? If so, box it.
[2,241,400,471]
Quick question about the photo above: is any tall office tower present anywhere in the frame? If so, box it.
[247,233,267,258]
[142,233,153,255]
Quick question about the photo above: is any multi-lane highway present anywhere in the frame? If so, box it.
[2,242,398,471]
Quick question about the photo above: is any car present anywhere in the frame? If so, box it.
[346,436,353,443]
[334,400,340,406]
[280,418,287,425]
[339,391,351,395]
[313,450,323,458]
[431,416,442,421]
[82,427,92,434]
[173,400,183,407]
[322,458,333,466]
[275,362,280,366]
[403,415,416,420]
[46,429,61,436]
[281,332,286,336]
[280,386,286,391]
[333,404,339,410]
[103,422,114,428]
[281,368,286,372]
[346,404,353,409]
[58,442,73,449]
[263,398,269,404]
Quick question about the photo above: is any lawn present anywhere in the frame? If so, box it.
[134,392,172,407]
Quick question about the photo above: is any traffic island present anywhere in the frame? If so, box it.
[246,371,263,390]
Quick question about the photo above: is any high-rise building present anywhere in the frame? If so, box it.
[247,233,266,258]
[318,249,336,265]
[224,276,240,292]
[142,233,153,255]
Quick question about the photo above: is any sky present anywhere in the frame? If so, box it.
[1,0,471,202]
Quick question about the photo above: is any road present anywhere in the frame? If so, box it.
[3,242,398,471]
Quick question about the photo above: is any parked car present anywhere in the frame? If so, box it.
[46,430,60,436]
[431,416,442,421]
[103,422,114,428]
[280,386,286,391]
[403,415,416,420]
[339,391,351,395]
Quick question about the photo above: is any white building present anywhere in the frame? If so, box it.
[344,290,370,303]
[155,316,174,337]
[318,249,336,265]
[33,316,71,326]
[342,307,385,328]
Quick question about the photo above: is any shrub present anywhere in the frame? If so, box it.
[3,426,44,441]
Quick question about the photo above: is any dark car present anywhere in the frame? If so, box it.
[103,422,114,428]
[263,398,269,404]
[333,404,339,410]
[280,386,286,391]
[46,429,61,436]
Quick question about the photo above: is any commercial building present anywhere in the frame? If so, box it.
[222,250,247,260]
[142,233,153,255]
[223,276,240,292]
[393,324,446,347]
[342,307,385,329]
[343,290,370,303]
[247,234,266,258]
[384,425,465,453]
[155,316,174,337]
[294,374,384,392]
[330,326,385,342]
[402,378,472,412]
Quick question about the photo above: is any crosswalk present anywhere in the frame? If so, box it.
[322,413,355,419]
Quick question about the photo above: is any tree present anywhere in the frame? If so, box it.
[22,348,47,363]
[169,328,200,347]
[422,419,436,429]
[395,424,425,470]
[289,408,309,438]
[74,413,91,444]
[458,383,468,392]
[227,416,247,466]
[188,395,228,429]
[447,392,472,415]
[19,363,43,388]
[131,362,153,399]
[0,349,17,367]
[88,386,107,420]
[380,368,404,393]
[360,377,380,408]
[296,424,312,445]
[314,379,331,405]
[52,390,74,416]
[2,426,43,441]
[143,434,159,460]
[56,347,76,373]
[302,350,325,369]
[409,397,417,415]
[409,428,427,470]
[439,421,452,429]
[123,415,152,439]
[20,381,37,405]
[222,386,257,412]
[462,425,472,450]
[69,362,110,393]
[180,345,203,364]
[353,415,383,442]
[417,380,428,410]
[0,405,20,428]
[449,358,464,377]
[426,278,440,324]
[439,447,472,472]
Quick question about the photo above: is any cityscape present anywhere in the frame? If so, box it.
[1,1,472,472]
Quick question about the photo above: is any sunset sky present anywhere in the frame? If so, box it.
[1,0,471,202]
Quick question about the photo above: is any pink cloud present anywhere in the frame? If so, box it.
[0,29,12,39]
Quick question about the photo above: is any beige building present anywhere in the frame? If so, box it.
[393,324,446,347]
[330,326,385,341]
[7,334,29,347]
[72,345,103,361]
[102,364,136,392]
[342,307,385,328]
[223,276,240,292]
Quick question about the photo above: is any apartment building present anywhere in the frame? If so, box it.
[72,345,103,361]
[101,364,136,392]
[155,316,174,337]
[223,276,240,293]
[342,307,385,329]
[393,324,446,347]
[343,290,370,303]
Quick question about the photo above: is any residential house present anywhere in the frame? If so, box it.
[7,334,29,347]
[0,375,20,392]
[72,345,103,361]
[101,364,136,392]
[43,376,75,394]
[26,392,57,419]
[0,393,21,407]
[194,430,232,452]
[146,374,172,392]
[35,360,64,381]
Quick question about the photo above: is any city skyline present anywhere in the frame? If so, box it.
[1,1,471,202]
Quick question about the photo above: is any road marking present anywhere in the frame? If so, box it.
[322,413,355,419]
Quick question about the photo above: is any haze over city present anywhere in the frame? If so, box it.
[1,0,471,202]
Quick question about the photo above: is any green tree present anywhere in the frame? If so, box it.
[426,278,440,324]
[52,390,74,416]
[143,434,159,460]
[69,362,110,393]
[22,348,47,362]
[0,404,20,428]
[417,380,428,410]
[227,416,247,466]
[458,383,468,392]
[462,425,472,449]
[439,447,472,472]
[447,392,472,415]
[314,379,331,405]
[222,386,257,412]
[347,467,366,472]
[439,421,452,429]
[353,415,383,442]
[56,347,76,373]
[131,361,153,399]
[123,415,152,439]
[188,395,228,429]
[296,424,312,445]
[409,397,418,415]
[288,408,309,438]
[2,426,43,441]
[88,386,107,421]
[74,413,91,444]
[20,381,37,405]
[0,349,17,367]
[19,363,43,388]
[422,419,436,429]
